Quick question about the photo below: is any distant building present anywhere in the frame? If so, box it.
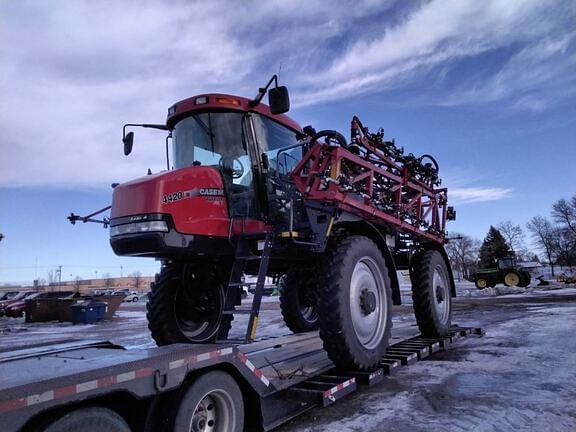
[0,276,153,295]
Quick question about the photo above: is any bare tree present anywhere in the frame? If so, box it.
[74,276,82,293]
[445,233,480,281]
[527,216,557,276]
[47,269,56,286]
[497,220,525,255]
[131,271,143,290]
[555,227,576,268]
[552,195,576,236]
[102,273,113,289]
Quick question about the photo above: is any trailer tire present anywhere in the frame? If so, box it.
[42,407,130,432]
[318,236,392,370]
[279,268,319,333]
[147,263,232,346]
[173,371,244,432]
[411,250,452,337]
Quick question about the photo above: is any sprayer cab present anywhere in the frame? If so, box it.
[109,80,303,258]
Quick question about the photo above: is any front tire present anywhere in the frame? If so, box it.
[146,263,231,345]
[410,250,452,337]
[317,236,392,370]
[173,371,244,432]
[279,267,319,333]
[475,277,488,289]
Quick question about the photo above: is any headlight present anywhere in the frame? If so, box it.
[110,221,169,237]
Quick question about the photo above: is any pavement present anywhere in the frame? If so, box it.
[1,282,575,431]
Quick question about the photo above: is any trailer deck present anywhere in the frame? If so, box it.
[0,325,482,431]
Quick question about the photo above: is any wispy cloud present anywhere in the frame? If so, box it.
[292,0,575,108]
[0,0,573,189]
[450,187,513,204]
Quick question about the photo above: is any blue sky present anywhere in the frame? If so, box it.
[1,0,575,284]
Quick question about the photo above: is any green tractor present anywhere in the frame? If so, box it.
[473,257,531,289]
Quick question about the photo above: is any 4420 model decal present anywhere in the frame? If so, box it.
[162,188,224,204]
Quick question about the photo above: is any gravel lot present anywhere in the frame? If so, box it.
[1,282,575,431]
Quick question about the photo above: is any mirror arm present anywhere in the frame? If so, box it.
[122,123,168,139]
[165,133,172,170]
[249,74,279,107]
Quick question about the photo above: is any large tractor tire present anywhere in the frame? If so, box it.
[279,267,319,333]
[503,271,521,287]
[518,271,531,287]
[317,236,392,370]
[410,250,452,337]
[475,277,488,290]
[147,263,232,345]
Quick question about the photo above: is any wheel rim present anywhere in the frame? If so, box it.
[298,285,318,324]
[504,273,520,286]
[174,277,223,341]
[349,256,387,350]
[477,279,487,288]
[189,390,236,432]
[432,265,451,324]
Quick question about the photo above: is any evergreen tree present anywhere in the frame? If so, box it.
[478,226,511,268]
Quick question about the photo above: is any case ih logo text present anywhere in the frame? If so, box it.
[162,188,224,204]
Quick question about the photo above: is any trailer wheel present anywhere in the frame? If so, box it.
[410,250,452,337]
[173,371,244,432]
[279,268,319,333]
[42,407,130,432]
[318,236,392,370]
[503,271,520,287]
[147,263,232,345]
[475,278,488,289]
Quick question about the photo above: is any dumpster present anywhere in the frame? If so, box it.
[71,301,107,324]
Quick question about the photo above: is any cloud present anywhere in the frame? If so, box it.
[0,0,573,189]
[291,0,575,107]
[450,187,513,204]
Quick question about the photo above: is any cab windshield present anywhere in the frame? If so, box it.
[172,111,300,218]
[173,112,247,171]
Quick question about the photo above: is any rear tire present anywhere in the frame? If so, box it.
[410,250,452,337]
[147,263,232,345]
[173,371,244,432]
[279,267,319,333]
[317,236,392,370]
[42,407,130,432]
[518,271,531,287]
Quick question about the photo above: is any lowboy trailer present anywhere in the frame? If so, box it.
[0,325,481,432]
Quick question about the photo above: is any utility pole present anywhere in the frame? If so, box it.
[57,265,62,291]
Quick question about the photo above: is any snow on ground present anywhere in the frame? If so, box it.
[1,286,575,431]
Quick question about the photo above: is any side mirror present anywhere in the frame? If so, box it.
[268,86,290,115]
[123,131,134,155]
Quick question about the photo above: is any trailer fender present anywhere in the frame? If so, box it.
[419,243,456,297]
[333,221,401,305]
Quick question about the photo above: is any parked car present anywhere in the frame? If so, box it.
[4,291,76,318]
[0,291,37,316]
[122,293,140,302]
[0,291,19,301]
[4,293,42,317]
[113,288,132,295]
